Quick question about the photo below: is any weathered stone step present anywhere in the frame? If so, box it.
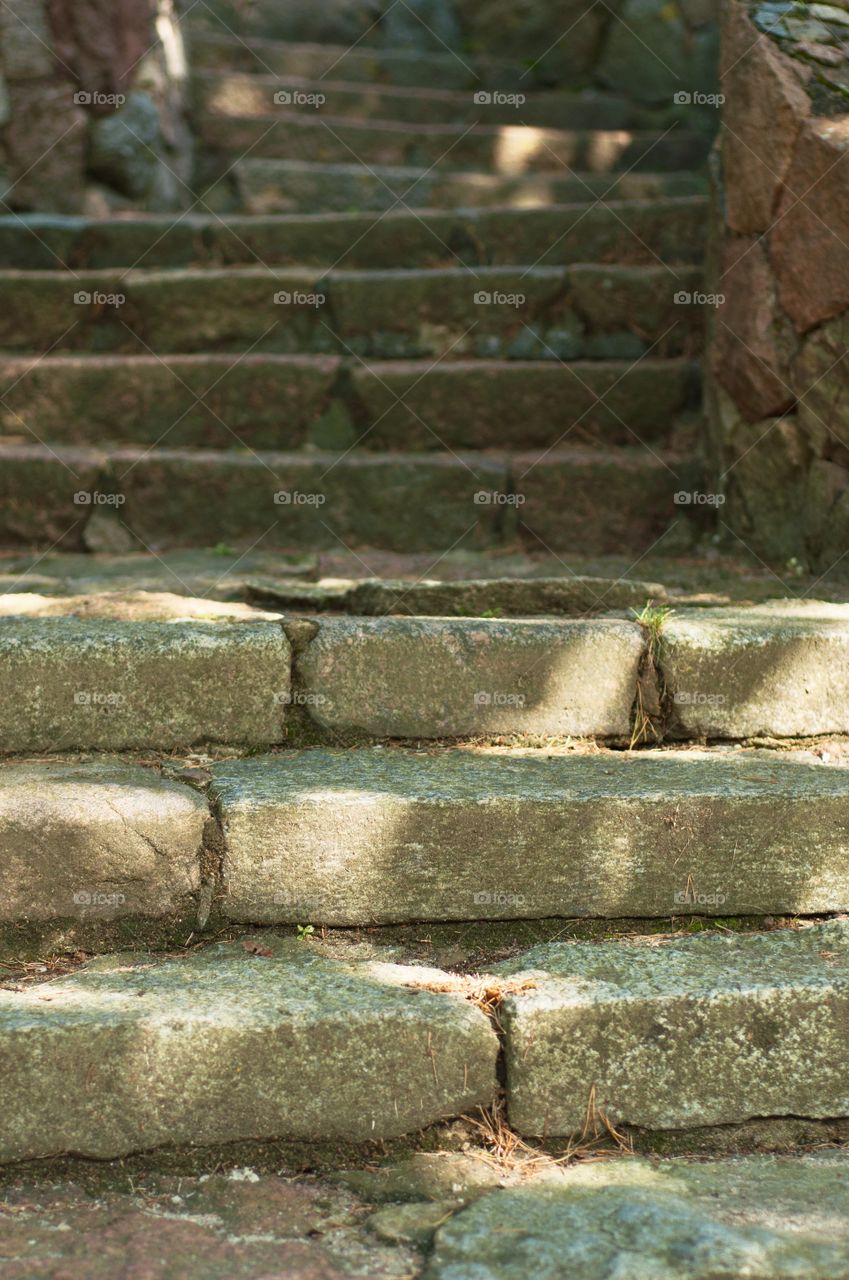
[194,69,664,131]
[0,266,703,359]
[199,112,709,174]
[0,354,697,450]
[210,749,849,924]
[0,198,708,270]
[6,746,849,938]
[500,922,849,1134]
[427,1153,849,1279]
[0,443,509,553]
[0,616,289,751]
[0,939,498,1161]
[234,157,707,215]
[189,31,527,93]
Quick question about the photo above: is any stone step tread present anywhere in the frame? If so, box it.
[0,263,703,359]
[0,938,498,1160]
[0,354,698,450]
[0,198,708,270]
[500,920,849,1134]
[230,158,707,214]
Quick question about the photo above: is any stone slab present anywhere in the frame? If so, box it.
[0,762,205,924]
[500,921,849,1134]
[208,748,849,924]
[0,939,498,1160]
[662,602,849,737]
[296,616,644,738]
[0,618,289,751]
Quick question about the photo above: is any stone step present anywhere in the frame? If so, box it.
[184,0,404,48]
[189,31,527,92]
[500,921,849,1134]
[9,747,849,936]
[0,265,703,359]
[233,157,706,215]
[193,69,665,131]
[0,355,697,451]
[208,749,849,924]
[0,938,498,1160]
[198,112,709,174]
[4,593,846,745]
[6,747,849,936]
[0,616,290,752]
[0,442,684,555]
[0,198,708,270]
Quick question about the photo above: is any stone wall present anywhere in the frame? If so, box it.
[708,0,849,572]
[0,0,192,214]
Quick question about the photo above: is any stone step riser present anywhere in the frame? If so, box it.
[0,444,691,556]
[229,158,707,216]
[0,357,699,451]
[4,752,849,938]
[0,198,708,270]
[197,114,710,175]
[0,266,703,358]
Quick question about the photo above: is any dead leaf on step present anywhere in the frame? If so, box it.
[242,939,273,957]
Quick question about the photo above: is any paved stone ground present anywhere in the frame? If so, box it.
[6,1149,849,1278]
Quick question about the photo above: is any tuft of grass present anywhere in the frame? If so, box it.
[631,603,674,645]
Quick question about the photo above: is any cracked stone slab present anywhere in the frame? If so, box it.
[0,762,206,925]
[209,748,849,924]
[0,938,498,1161]
[296,617,644,738]
[343,575,668,617]
[426,1153,849,1280]
[662,601,849,738]
[0,618,290,751]
[498,921,849,1135]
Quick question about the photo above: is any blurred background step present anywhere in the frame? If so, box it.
[196,111,710,174]
[0,265,703,358]
[188,31,562,94]
[192,69,675,131]
[230,157,707,215]
[0,442,690,556]
[0,354,698,451]
[0,197,708,270]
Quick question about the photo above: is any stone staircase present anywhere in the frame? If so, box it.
[5,6,849,1277]
[0,3,710,559]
